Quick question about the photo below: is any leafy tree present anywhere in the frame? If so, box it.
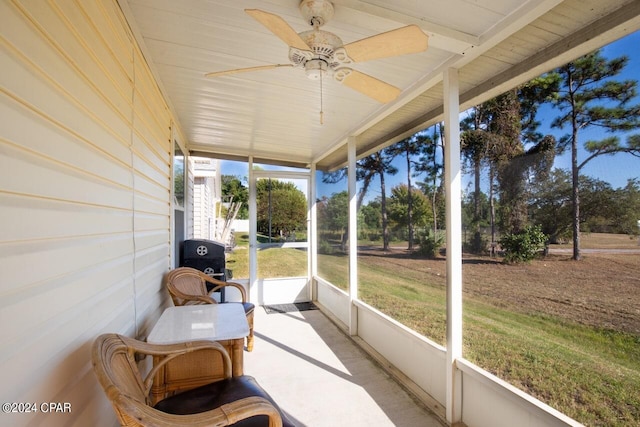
[318,191,349,251]
[387,185,432,238]
[529,168,573,243]
[221,174,249,219]
[359,201,381,230]
[613,178,640,235]
[578,176,616,233]
[530,170,640,240]
[462,190,490,226]
[321,191,348,232]
[550,49,640,260]
[256,179,306,240]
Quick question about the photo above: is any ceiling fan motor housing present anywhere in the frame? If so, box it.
[299,30,343,59]
[292,28,344,79]
[299,0,334,27]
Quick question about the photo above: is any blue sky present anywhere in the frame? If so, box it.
[222,31,640,201]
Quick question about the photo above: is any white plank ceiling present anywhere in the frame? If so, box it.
[118,0,640,170]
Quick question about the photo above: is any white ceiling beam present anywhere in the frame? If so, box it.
[331,0,478,54]
[476,0,564,49]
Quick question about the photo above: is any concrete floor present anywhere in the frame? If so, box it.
[243,306,445,427]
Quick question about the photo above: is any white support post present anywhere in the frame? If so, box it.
[444,68,463,424]
[309,162,317,301]
[348,136,358,336]
[248,156,258,305]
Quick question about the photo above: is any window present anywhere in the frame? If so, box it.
[173,142,186,268]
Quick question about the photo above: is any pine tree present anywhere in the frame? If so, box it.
[385,135,422,250]
[358,153,398,251]
[551,49,640,260]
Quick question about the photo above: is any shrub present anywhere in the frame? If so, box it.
[416,229,445,258]
[499,224,548,263]
[464,231,489,254]
[318,239,334,255]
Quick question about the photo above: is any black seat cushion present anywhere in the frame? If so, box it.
[242,302,255,315]
[154,376,294,427]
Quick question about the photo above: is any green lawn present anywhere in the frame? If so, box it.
[462,303,640,425]
[226,234,307,278]
[227,245,640,426]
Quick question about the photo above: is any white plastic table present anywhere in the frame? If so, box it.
[147,303,249,403]
[148,303,249,344]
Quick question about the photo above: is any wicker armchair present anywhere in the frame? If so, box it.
[92,333,292,427]
[165,267,255,351]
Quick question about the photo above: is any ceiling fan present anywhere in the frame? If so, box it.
[205,0,428,105]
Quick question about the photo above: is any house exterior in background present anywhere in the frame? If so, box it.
[192,157,221,240]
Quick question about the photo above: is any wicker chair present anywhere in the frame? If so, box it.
[165,267,255,351]
[92,333,293,427]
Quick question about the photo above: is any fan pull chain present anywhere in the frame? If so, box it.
[319,70,324,125]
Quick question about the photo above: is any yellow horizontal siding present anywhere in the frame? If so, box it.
[53,0,134,107]
[0,138,134,209]
[0,95,133,188]
[0,0,173,425]
[0,194,133,242]
[3,1,134,148]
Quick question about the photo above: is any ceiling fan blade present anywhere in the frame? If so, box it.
[205,64,293,78]
[339,70,401,103]
[343,25,428,63]
[245,9,311,50]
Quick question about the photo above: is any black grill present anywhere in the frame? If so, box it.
[181,239,227,291]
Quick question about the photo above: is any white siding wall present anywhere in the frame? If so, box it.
[194,176,205,238]
[193,176,213,239]
[0,1,177,425]
[186,154,195,241]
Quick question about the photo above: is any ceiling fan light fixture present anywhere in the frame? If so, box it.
[304,59,328,80]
